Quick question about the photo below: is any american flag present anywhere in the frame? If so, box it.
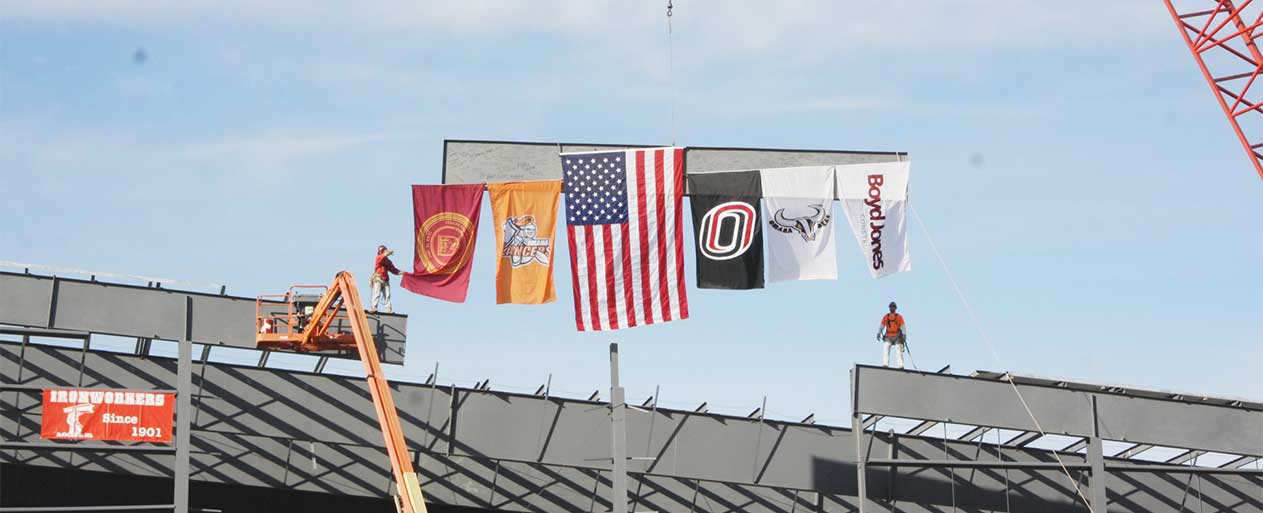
[562,147,689,331]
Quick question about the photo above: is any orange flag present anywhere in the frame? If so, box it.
[488,181,562,304]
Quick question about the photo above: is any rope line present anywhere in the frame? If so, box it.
[666,0,678,146]
[909,206,1098,513]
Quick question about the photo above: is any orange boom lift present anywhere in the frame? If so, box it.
[255,271,427,513]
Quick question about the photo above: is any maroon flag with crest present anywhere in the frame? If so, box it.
[400,184,484,303]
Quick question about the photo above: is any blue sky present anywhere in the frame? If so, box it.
[2,1,1260,430]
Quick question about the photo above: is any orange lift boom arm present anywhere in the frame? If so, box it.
[256,272,427,513]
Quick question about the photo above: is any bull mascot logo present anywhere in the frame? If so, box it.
[769,204,832,242]
[502,215,551,268]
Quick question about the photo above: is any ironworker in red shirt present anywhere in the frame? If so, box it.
[371,245,401,313]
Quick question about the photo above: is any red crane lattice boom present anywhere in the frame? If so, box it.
[1164,0,1263,182]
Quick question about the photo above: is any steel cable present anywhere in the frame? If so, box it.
[910,206,1098,513]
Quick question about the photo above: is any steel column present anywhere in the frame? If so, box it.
[850,368,868,513]
[9,334,31,454]
[609,343,627,513]
[173,297,193,513]
[1088,397,1107,513]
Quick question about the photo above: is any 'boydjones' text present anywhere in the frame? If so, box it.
[864,175,886,269]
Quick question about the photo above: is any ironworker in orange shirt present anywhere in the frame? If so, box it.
[371,245,401,313]
[876,301,907,368]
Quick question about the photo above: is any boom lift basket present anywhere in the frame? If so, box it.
[254,271,428,513]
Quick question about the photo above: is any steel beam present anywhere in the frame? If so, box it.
[1006,431,1043,447]
[903,420,938,437]
[0,384,176,394]
[1220,455,1260,468]
[0,326,89,340]
[441,140,907,193]
[860,459,1263,475]
[956,426,991,442]
[0,506,176,512]
[860,367,951,432]
[1165,449,1208,465]
[853,365,1263,457]
[0,442,175,453]
[1113,443,1154,459]
[1062,438,1088,453]
[1107,464,1263,475]
[0,271,409,364]
[864,459,1090,470]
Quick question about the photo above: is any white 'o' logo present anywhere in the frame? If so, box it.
[698,201,757,260]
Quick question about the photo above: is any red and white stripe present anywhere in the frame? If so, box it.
[567,147,689,332]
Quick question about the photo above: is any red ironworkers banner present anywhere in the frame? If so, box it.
[40,388,175,443]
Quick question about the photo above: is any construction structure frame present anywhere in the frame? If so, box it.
[4,132,1261,511]
[0,270,408,365]
[5,304,1262,512]
[1164,0,1263,182]
[1,314,196,513]
[851,364,1263,513]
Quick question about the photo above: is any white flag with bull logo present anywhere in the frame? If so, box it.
[836,161,910,278]
[760,166,838,282]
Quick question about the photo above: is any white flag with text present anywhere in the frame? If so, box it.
[836,161,910,278]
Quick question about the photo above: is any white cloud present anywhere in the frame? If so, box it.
[4,0,1168,52]
[0,119,423,179]
[763,95,895,113]
[111,73,175,97]
[175,131,417,163]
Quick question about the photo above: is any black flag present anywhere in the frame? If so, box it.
[687,171,764,289]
